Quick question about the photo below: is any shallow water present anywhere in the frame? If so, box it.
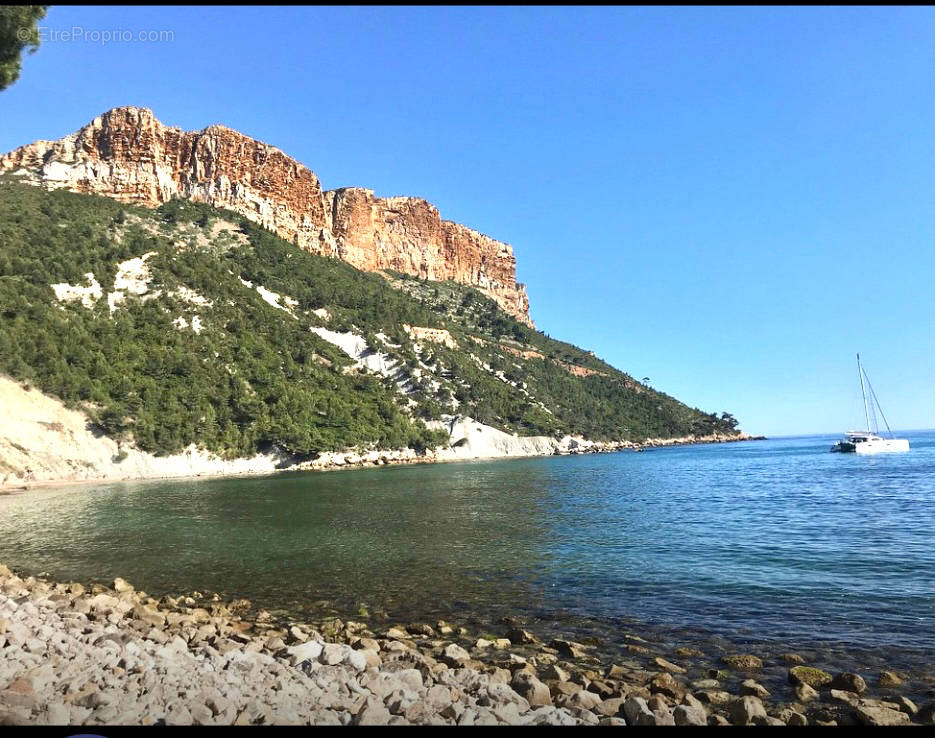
[2,432,934,675]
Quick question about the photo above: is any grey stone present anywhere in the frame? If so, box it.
[550,638,589,659]
[788,665,833,688]
[42,702,71,725]
[695,689,732,705]
[681,693,706,712]
[649,670,685,700]
[164,700,193,724]
[624,695,654,725]
[723,653,763,671]
[0,705,33,724]
[395,668,424,692]
[674,704,707,726]
[853,701,912,726]
[286,639,323,665]
[483,682,530,714]
[729,696,768,726]
[594,696,626,718]
[190,703,214,725]
[795,682,819,702]
[587,679,616,699]
[474,706,500,725]
[493,702,524,724]
[569,707,601,725]
[424,684,453,712]
[830,672,867,694]
[564,689,602,711]
[541,663,571,682]
[440,643,470,668]
[511,672,552,707]
[654,656,686,674]
[343,648,368,672]
[355,697,392,726]
[320,642,347,666]
[878,670,903,688]
[829,688,859,705]
[739,678,770,698]
[506,628,539,645]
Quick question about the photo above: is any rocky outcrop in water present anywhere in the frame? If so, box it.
[0,107,532,324]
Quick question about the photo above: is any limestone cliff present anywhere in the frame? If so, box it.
[0,107,531,324]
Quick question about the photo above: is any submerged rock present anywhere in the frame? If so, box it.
[789,665,833,688]
[723,654,763,671]
[506,628,538,645]
[831,672,867,694]
[654,656,686,674]
[878,670,904,688]
[795,682,820,702]
[739,679,770,698]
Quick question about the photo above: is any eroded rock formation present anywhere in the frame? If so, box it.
[0,107,531,324]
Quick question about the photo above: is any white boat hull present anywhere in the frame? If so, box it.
[854,438,910,454]
[831,356,909,455]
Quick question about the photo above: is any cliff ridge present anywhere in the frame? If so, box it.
[0,106,531,324]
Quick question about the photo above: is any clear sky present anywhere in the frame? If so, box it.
[2,6,934,436]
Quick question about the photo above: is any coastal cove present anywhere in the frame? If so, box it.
[5,5,935,728]
[2,434,933,699]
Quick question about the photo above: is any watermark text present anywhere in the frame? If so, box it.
[22,26,175,45]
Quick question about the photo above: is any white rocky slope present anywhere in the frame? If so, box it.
[0,376,605,489]
[0,376,285,488]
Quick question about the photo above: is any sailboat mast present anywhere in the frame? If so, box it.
[857,353,872,432]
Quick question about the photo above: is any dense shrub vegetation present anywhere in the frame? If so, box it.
[385,274,738,440]
[0,177,739,458]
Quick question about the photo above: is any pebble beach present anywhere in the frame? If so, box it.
[1,563,931,727]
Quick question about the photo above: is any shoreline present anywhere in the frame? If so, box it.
[0,562,927,726]
[0,431,765,495]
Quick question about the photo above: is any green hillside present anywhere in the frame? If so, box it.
[0,176,739,459]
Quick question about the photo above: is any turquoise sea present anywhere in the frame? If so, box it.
[2,431,934,685]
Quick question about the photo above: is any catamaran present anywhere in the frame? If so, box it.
[830,354,909,454]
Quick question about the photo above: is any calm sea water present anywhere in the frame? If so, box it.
[2,432,934,672]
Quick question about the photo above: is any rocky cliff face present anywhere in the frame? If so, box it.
[0,107,531,324]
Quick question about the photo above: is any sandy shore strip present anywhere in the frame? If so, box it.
[0,432,756,495]
[0,563,929,726]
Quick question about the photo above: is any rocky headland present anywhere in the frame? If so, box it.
[0,563,929,726]
[0,130,755,492]
[0,107,531,324]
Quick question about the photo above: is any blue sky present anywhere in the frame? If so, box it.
[2,6,934,436]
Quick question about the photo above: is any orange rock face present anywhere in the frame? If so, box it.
[0,107,532,325]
